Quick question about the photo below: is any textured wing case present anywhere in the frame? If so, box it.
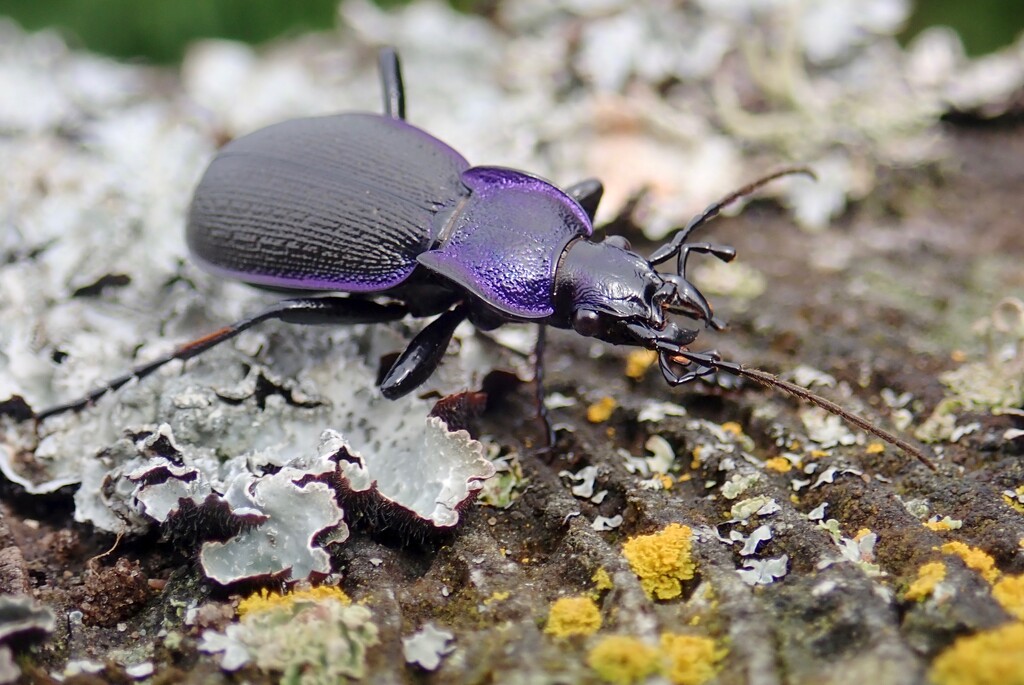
[187,113,470,291]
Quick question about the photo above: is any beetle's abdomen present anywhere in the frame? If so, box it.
[187,113,470,292]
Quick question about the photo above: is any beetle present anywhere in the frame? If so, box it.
[30,49,932,469]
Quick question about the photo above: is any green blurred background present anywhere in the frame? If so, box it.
[0,0,1021,63]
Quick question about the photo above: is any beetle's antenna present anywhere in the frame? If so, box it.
[673,351,936,471]
[648,166,815,269]
[677,166,816,244]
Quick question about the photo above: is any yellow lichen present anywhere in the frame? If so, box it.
[592,567,614,592]
[660,633,726,685]
[238,586,351,617]
[625,349,658,380]
[1003,485,1024,514]
[929,622,1024,685]
[587,396,618,423]
[993,574,1024,620]
[483,590,510,605]
[905,562,946,602]
[622,523,695,600]
[720,422,743,436]
[866,442,885,454]
[587,636,660,685]
[854,528,873,541]
[656,474,674,490]
[940,541,1000,584]
[925,517,963,532]
[764,457,792,473]
[544,596,602,637]
[809,449,829,459]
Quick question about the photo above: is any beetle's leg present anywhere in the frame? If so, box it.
[380,304,468,400]
[658,351,717,386]
[565,178,604,221]
[532,323,557,447]
[34,296,409,421]
[378,47,405,120]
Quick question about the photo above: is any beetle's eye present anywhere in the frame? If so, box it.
[604,235,631,251]
[572,309,602,337]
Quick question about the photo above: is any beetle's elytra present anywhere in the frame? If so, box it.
[29,49,933,470]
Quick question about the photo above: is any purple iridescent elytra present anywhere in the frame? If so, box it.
[188,113,591,319]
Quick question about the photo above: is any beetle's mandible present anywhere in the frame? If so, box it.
[30,49,934,469]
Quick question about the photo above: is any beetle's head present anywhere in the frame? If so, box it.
[554,235,734,382]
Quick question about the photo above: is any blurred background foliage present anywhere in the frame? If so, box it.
[0,0,1021,63]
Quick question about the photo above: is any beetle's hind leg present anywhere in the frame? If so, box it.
[378,47,406,120]
[31,296,410,421]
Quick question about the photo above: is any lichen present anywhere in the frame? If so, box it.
[905,562,947,602]
[929,622,1024,685]
[624,349,658,380]
[764,457,792,473]
[924,517,963,532]
[587,397,618,423]
[544,596,602,637]
[993,575,1024,621]
[238,586,351,617]
[940,541,1000,584]
[592,568,614,593]
[622,523,695,600]
[659,633,726,685]
[587,636,659,685]
[201,592,378,682]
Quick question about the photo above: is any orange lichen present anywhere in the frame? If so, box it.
[854,528,873,541]
[940,541,1000,584]
[660,633,726,685]
[866,442,885,454]
[237,586,350,617]
[587,397,618,423]
[764,457,792,473]
[993,574,1024,620]
[622,523,695,600]
[587,636,659,684]
[929,622,1024,685]
[625,349,658,380]
[904,562,946,602]
[544,596,602,637]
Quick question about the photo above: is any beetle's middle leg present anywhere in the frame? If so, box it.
[532,323,557,447]
[379,304,468,399]
[34,296,410,421]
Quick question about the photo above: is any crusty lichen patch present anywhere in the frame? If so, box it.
[238,586,351,617]
[993,575,1024,621]
[201,587,377,682]
[622,523,695,600]
[587,396,618,423]
[929,622,1024,685]
[940,541,1000,584]
[586,633,726,685]
[587,636,659,685]
[904,562,947,602]
[544,596,602,637]
[660,633,726,685]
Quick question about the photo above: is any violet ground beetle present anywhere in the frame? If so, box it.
[27,49,933,470]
